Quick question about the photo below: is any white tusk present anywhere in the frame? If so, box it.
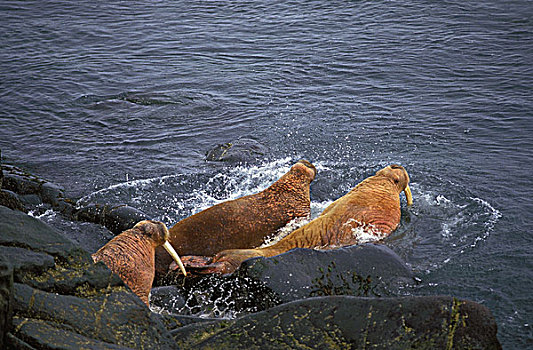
[163,241,187,277]
[404,185,413,206]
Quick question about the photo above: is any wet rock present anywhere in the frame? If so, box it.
[157,272,282,317]
[40,182,64,207]
[56,198,75,217]
[0,205,80,261]
[150,286,186,311]
[1,206,74,253]
[0,246,55,279]
[0,205,123,294]
[161,244,414,316]
[2,172,41,196]
[0,150,3,189]
[160,313,221,329]
[0,255,13,349]
[172,295,501,349]
[10,316,126,350]
[104,205,148,234]
[19,193,42,206]
[238,244,414,303]
[0,190,26,212]
[72,203,105,223]
[12,283,176,349]
[73,203,148,235]
[1,165,71,214]
[205,137,267,163]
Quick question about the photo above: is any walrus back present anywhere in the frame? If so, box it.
[156,162,314,275]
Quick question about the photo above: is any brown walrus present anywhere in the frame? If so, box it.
[179,164,413,275]
[155,159,317,275]
[92,220,186,306]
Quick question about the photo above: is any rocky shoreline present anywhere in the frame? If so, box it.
[0,159,502,349]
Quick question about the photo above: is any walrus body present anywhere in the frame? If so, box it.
[92,220,184,306]
[182,164,413,275]
[155,160,316,275]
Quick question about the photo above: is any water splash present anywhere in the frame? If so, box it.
[405,181,502,272]
[344,219,388,244]
[260,216,310,248]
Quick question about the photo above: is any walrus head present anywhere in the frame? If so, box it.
[134,220,187,276]
[293,159,317,182]
[375,164,413,206]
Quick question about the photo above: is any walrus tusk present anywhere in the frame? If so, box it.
[404,185,413,206]
[163,241,187,276]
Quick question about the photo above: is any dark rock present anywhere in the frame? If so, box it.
[0,205,81,261]
[12,283,176,349]
[18,254,126,296]
[172,295,501,349]
[72,203,105,223]
[205,137,267,163]
[160,244,414,317]
[73,203,147,235]
[1,165,68,212]
[56,198,75,217]
[160,313,221,330]
[0,190,26,212]
[2,173,41,196]
[104,205,148,234]
[150,286,186,310]
[40,182,65,207]
[156,272,282,317]
[0,246,55,279]
[19,194,42,206]
[0,255,14,349]
[0,150,3,189]
[0,205,123,294]
[9,317,127,350]
[1,206,178,349]
[238,243,414,302]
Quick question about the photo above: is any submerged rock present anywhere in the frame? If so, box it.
[205,137,267,163]
[172,295,501,349]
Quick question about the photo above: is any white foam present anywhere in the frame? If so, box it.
[76,173,180,207]
[343,218,388,244]
[28,208,56,219]
[468,197,502,249]
[260,216,310,248]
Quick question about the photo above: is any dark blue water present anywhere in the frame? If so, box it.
[1,1,532,347]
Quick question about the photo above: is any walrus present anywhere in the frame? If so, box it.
[155,159,317,276]
[178,164,413,275]
[92,220,186,306]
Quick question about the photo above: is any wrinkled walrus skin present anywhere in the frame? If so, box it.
[92,220,173,306]
[155,159,317,275]
[182,164,413,275]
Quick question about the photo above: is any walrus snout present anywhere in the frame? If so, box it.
[134,220,187,276]
[377,164,413,206]
[294,159,317,181]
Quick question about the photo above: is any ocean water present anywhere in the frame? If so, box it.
[1,0,532,347]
